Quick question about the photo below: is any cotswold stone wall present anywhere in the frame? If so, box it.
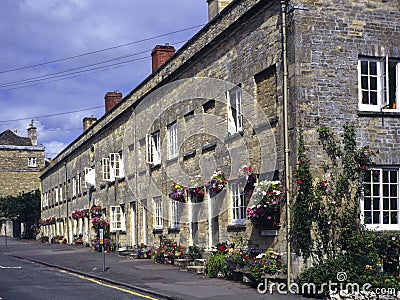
[291,0,400,165]
[0,148,44,198]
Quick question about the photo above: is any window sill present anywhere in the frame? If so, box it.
[166,156,178,165]
[152,228,163,234]
[201,141,217,153]
[168,227,180,234]
[358,110,400,117]
[227,224,246,232]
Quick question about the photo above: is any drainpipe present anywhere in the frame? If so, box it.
[64,161,69,244]
[281,0,291,288]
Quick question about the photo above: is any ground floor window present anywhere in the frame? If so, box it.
[362,167,399,230]
[230,182,246,225]
[154,197,163,229]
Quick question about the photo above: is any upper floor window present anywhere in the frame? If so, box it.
[168,122,178,159]
[146,131,161,166]
[358,57,400,111]
[230,182,246,225]
[110,205,126,232]
[102,152,124,182]
[28,157,37,167]
[362,167,399,230]
[227,86,243,134]
[84,167,96,187]
[72,177,77,197]
[110,152,124,178]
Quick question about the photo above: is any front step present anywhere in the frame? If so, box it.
[187,265,205,274]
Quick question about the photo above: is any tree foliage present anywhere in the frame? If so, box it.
[0,189,41,238]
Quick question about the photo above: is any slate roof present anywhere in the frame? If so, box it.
[0,129,32,146]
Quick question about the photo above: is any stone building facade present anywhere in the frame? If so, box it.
[0,124,45,236]
[39,0,400,265]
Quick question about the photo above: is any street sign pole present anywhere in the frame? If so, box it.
[4,222,7,251]
[99,228,105,272]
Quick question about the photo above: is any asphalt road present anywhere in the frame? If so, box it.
[0,251,159,300]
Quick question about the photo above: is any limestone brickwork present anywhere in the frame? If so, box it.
[39,0,400,267]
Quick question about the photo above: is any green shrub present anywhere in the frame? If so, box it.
[207,252,230,278]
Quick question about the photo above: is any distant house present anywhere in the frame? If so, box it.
[0,124,45,237]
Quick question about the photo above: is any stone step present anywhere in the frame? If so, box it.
[194,258,207,266]
[186,265,205,274]
[174,258,190,268]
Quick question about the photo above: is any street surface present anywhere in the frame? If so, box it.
[0,237,158,300]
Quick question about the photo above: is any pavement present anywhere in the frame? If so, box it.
[0,236,304,300]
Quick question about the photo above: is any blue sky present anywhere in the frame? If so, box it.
[0,0,208,158]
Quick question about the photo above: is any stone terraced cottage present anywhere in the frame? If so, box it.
[39,0,400,273]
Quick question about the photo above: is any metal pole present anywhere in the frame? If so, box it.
[281,0,291,288]
[4,222,7,251]
[65,162,69,244]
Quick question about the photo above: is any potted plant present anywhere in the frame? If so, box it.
[206,170,227,194]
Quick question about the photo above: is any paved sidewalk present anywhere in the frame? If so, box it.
[0,237,303,300]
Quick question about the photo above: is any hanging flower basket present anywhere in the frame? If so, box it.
[90,204,102,217]
[169,183,186,203]
[247,180,282,229]
[189,176,205,202]
[205,170,227,194]
[238,165,257,191]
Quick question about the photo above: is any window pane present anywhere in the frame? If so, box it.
[361,61,368,74]
[391,212,398,224]
[383,198,389,210]
[364,187,371,196]
[383,184,389,197]
[364,198,371,210]
[361,76,368,89]
[364,212,372,224]
[370,62,377,75]
[370,92,377,105]
[373,211,380,224]
[362,91,369,104]
[383,170,389,183]
[390,198,397,210]
[370,77,377,90]
[390,185,397,197]
[383,212,389,224]
[364,171,371,182]
[373,184,380,196]
[373,198,380,210]
[390,171,397,183]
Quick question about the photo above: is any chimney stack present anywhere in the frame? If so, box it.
[105,91,122,113]
[27,121,37,146]
[151,44,175,73]
[207,0,232,21]
[83,116,97,132]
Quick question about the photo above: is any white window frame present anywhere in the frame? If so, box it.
[84,167,96,187]
[102,157,112,181]
[168,122,178,159]
[110,153,123,179]
[358,57,400,112]
[146,131,161,166]
[28,157,37,167]
[361,167,400,230]
[76,173,81,195]
[230,182,246,225]
[59,185,63,202]
[227,87,243,134]
[170,200,180,228]
[110,205,126,232]
[72,177,77,197]
[154,197,163,229]
[55,187,59,203]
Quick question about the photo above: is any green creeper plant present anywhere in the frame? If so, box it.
[293,124,376,261]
